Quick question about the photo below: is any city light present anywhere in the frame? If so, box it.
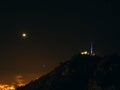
[0,84,15,90]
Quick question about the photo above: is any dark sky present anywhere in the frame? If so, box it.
[0,0,119,84]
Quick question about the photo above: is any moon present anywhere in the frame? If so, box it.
[21,33,27,38]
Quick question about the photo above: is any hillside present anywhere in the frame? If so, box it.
[17,54,120,90]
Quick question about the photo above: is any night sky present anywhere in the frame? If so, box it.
[0,0,119,84]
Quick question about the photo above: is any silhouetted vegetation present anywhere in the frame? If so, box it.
[17,54,120,90]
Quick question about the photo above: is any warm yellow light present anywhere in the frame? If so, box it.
[10,86,15,90]
[91,53,96,56]
[17,83,25,87]
[81,51,89,55]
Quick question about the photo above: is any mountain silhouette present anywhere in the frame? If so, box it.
[17,53,120,90]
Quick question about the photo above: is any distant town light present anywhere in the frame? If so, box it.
[0,84,15,90]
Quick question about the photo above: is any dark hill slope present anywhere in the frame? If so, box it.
[17,54,120,90]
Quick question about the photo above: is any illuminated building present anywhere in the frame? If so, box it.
[80,43,95,56]
[81,51,89,55]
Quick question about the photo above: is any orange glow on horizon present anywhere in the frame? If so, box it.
[0,82,25,90]
[0,84,15,90]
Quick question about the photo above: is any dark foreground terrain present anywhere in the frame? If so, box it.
[17,53,120,90]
